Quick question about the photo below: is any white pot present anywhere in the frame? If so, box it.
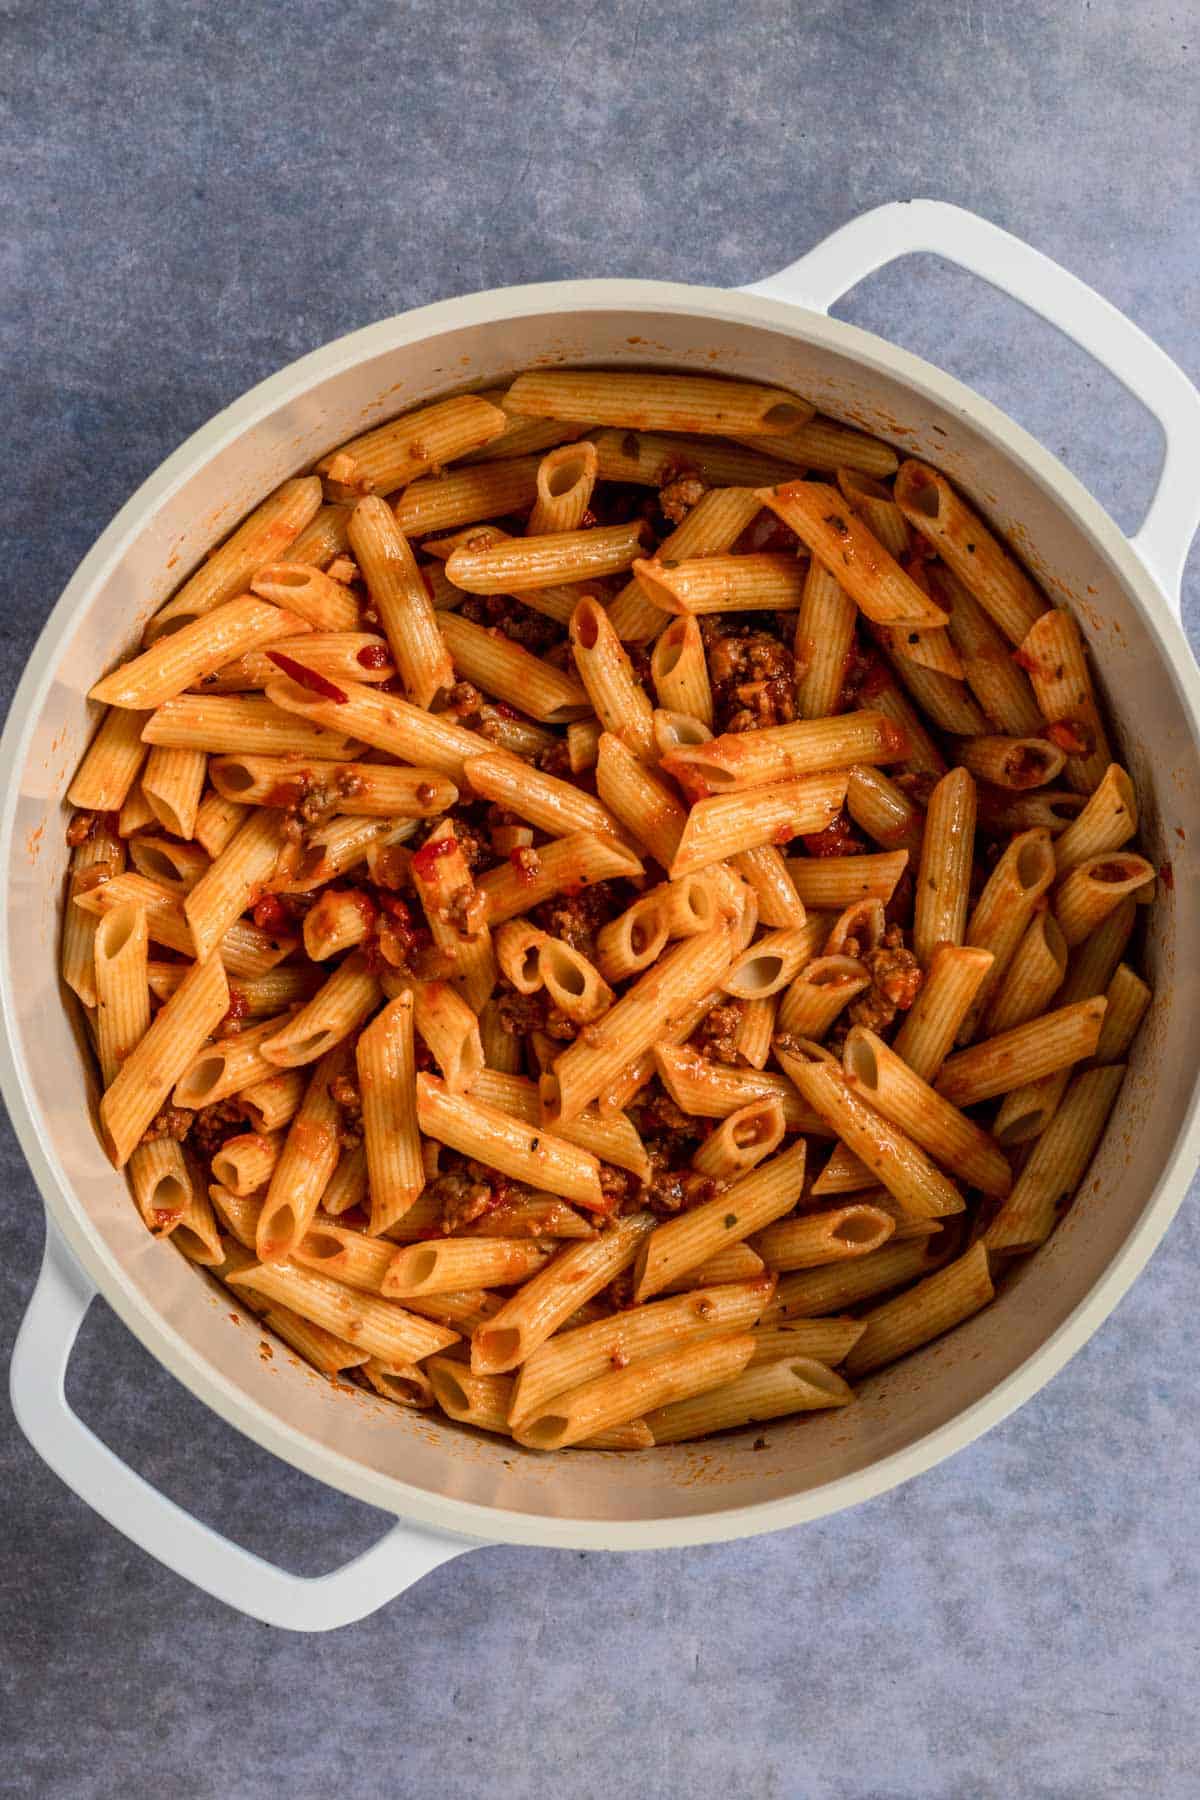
[6,202,1200,1632]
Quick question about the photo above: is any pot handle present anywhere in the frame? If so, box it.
[744,200,1200,611]
[10,1219,477,1631]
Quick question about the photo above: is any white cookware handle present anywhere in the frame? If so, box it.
[10,1219,477,1631]
[744,199,1200,612]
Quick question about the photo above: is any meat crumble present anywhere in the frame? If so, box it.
[707,626,796,734]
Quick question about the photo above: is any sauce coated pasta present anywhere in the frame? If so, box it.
[62,369,1153,1450]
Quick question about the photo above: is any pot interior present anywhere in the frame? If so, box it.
[7,291,1197,1536]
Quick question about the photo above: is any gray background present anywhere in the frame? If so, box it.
[2,2,1198,1795]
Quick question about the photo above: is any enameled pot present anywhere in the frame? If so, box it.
[7,201,1200,1629]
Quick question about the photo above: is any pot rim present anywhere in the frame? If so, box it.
[5,274,1199,1550]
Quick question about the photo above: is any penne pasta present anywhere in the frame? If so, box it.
[68,705,152,811]
[471,1212,655,1374]
[505,371,812,435]
[1053,763,1138,876]
[737,415,899,476]
[983,912,1068,1036]
[671,774,848,878]
[318,393,507,495]
[142,747,207,839]
[913,768,976,966]
[477,828,644,925]
[631,553,807,617]
[761,1238,944,1321]
[753,1204,895,1270]
[417,1072,606,1210]
[260,953,381,1067]
[100,953,229,1166]
[226,1258,459,1364]
[514,1333,757,1450]
[1016,606,1113,792]
[934,996,1107,1109]
[250,561,360,631]
[633,1140,808,1302]
[1093,964,1152,1064]
[984,1065,1126,1253]
[893,461,1048,645]
[932,564,1045,735]
[757,482,949,627]
[146,477,322,639]
[358,993,424,1234]
[661,711,903,796]
[383,1237,554,1297]
[93,597,305,710]
[775,1044,965,1220]
[794,560,859,720]
[447,522,648,594]
[959,828,1057,1035]
[783,849,908,910]
[842,1242,994,1377]
[842,1028,1012,1197]
[955,735,1066,791]
[692,1097,786,1179]
[255,1041,352,1259]
[1054,853,1154,947]
[439,611,590,723]
[645,1355,853,1442]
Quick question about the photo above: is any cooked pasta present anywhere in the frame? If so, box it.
[58,366,1155,1450]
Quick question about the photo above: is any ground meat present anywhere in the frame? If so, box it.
[190,1099,252,1159]
[329,1071,363,1149]
[692,1000,746,1065]
[836,636,880,711]
[847,926,923,1034]
[801,812,867,858]
[708,630,796,734]
[658,463,706,525]
[531,883,620,963]
[636,1150,724,1218]
[508,845,542,884]
[537,738,572,777]
[139,1105,194,1147]
[459,592,565,653]
[894,770,939,808]
[495,986,577,1042]
[426,1153,521,1233]
[633,1082,696,1138]
[733,508,802,555]
[444,678,485,720]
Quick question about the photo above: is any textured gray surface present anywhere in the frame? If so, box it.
[3,2,1199,1795]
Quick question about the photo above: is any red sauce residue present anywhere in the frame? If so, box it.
[772,824,795,846]
[802,813,865,857]
[262,779,307,806]
[253,893,293,935]
[491,701,520,720]
[153,1207,182,1228]
[734,508,800,555]
[223,987,251,1025]
[266,650,348,703]
[411,834,457,880]
[1012,647,1041,674]
[881,720,909,757]
[858,660,892,703]
[1044,719,1092,756]
[510,846,542,883]
[1159,861,1175,890]
[356,643,391,670]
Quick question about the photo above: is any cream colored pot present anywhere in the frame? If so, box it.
[7,202,1200,1630]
